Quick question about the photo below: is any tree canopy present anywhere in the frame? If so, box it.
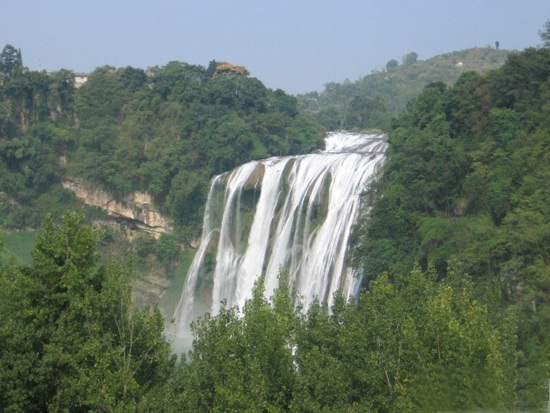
[352,45,550,410]
[144,267,515,412]
[0,53,324,236]
[539,19,550,48]
[298,47,509,131]
[1,36,549,410]
[0,213,174,410]
[0,44,23,79]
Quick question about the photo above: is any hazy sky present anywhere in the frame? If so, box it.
[2,0,549,94]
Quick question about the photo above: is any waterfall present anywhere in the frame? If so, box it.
[171,132,387,352]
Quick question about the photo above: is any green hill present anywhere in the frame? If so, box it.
[351,45,550,409]
[0,57,324,238]
[2,23,550,411]
[0,231,36,264]
[298,47,510,130]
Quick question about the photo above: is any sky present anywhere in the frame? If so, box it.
[2,0,549,94]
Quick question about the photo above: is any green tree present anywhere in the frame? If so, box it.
[539,19,550,48]
[0,44,23,79]
[403,52,418,66]
[155,267,515,411]
[0,213,174,411]
[339,266,513,411]
[445,71,492,138]
[178,275,296,412]
[351,44,550,408]
[344,94,387,130]
[386,59,399,70]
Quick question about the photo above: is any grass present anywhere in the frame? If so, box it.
[1,231,37,264]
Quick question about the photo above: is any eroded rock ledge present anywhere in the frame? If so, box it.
[62,179,172,238]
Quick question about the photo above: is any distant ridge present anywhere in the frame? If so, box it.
[298,47,510,125]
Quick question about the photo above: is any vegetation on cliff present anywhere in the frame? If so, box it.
[0,49,325,318]
[0,54,324,238]
[352,43,550,410]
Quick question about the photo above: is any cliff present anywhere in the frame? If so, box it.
[62,179,171,237]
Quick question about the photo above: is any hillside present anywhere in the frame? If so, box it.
[298,47,510,130]
[351,46,550,409]
[0,52,324,311]
[0,57,324,235]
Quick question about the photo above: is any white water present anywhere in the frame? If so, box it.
[170,132,387,352]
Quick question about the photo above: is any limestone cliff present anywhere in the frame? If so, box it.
[62,179,171,237]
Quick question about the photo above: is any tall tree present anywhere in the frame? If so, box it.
[403,51,419,66]
[386,59,399,70]
[539,19,550,48]
[0,44,23,79]
[0,213,174,411]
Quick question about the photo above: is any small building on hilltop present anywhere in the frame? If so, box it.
[73,73,89,88]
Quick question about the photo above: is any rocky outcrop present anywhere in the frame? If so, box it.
[62,179,171,237]
[0,191,18,206]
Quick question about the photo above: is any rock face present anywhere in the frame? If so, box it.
[0,191,17,206]
[62,179,171,237]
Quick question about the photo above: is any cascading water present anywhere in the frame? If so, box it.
[171,132,387,352]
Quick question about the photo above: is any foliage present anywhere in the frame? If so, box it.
[403,51,418,66]
[0,47,324,238]
[0,44,23,79]
[298,47,509,129]
[539,19,550,48]
[0,48,80,229]
[0,213,174,411]
[149,267,515,412]
[68,61,323,237]
[352,45,550,409]
[344,94,388,130]
[0,39,547,410]
[132,232,182,274]
[386,59,399,70]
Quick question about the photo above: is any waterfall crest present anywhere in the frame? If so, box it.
[171,132,387,351]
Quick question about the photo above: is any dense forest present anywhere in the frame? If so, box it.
[2,23,550,411]
[0,50,323,237]
[0,215,516,411]
[0,49,324,312]
[352,44,550,410]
